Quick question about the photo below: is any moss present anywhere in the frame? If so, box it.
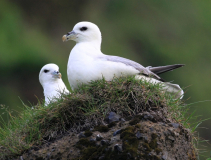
[121,126,134,133]
[149,133,158,149]
[129,115,144,125]
[94,125,109,132]
[72,146,97,160]
[80,146,97,160]
[149,138,157,149]
[84,130,93,137]
[129,118,140,125]
[143,143,152,152]
[141,133,163,159]
[108,122,116,128]
[141,153,158,159]
[76,138,96,149]
[135,124,141,128]
[103,148,132,160]
[75,144,129,160]
[120,126,140,158]
[120,130,134,139]
[151,133,158,139]
[153,155,161,160]
[120,126,135,139]
[77,138,90,146]
[121,126,139,152]
[155,148,162,154]
[74,143,162,160]
[126,137,138,145]
[76,146,100,160]
[134,115,144,119]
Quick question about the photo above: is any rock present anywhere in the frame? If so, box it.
[101,140,109,145]
[96,134,103,141]
[46,153,51,159]
[105,112,120,123]
[35,157,44,160]
[127,153,132,158]
[51,147,55,152]
[78,132,86,139]
[136,131,142,139]
[163,130,171,136]
[143,136,148,142]
[114,144,122,152]
[168,136,175,141]
[162,152,168,160]
[149,127,154,131]
[89,138,96,142]
[32,146,39,151]
[110,137,117,144]
[120,118,125,122]
[113,129,121,136]
[99,155,105,160]
[135,131,148,141]
[143,113,154,120]
[90,138,96,142]
[84,130,93,137]
[171,123,180,129]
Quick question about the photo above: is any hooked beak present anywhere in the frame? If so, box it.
[62,31,77,42]
[52,71,62,79]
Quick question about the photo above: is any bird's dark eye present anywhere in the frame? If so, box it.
[44,69,49,73]
[80,27,87,31]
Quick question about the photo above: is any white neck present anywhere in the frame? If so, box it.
[76,39,101,51]
[71,42,103,58]
[42,79,62,87]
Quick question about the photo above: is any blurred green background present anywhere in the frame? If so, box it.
[0,0,211,158]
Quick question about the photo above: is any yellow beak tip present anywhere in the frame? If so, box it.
[62,35,67,42]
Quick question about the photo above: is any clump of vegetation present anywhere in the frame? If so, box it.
[94,125,109,132]
[107,122,117,128]
[84,130,93,137]
[0,76,197,159]
[129,117,141,125]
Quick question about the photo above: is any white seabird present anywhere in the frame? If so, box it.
[62,21,184,99]
[39,63,69,105]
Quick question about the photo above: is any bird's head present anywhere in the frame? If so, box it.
[39,64,62,86]
[62,21,102,45]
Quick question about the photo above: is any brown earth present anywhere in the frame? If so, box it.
[14,112,196,160]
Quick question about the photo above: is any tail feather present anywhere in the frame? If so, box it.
[135,75,184,99]
[162,82,184,99]
[147,64,185,75]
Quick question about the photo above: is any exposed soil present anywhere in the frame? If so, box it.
[14,112,196,160]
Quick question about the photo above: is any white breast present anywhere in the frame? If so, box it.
[67,43,139,90]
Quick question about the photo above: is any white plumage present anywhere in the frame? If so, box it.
[63,21,184,99]
[39,63,69,105]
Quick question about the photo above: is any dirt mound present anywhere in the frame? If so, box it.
[16,113,196,160]
[1,77,197,159]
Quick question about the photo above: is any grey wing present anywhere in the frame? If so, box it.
[99,55,164,81]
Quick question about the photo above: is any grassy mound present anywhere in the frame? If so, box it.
[0,76,195,159]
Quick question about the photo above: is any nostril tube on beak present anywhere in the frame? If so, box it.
[62,31,76,42]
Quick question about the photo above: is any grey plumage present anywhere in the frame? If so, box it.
[147,64,185,75]
[98,55,163,81]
